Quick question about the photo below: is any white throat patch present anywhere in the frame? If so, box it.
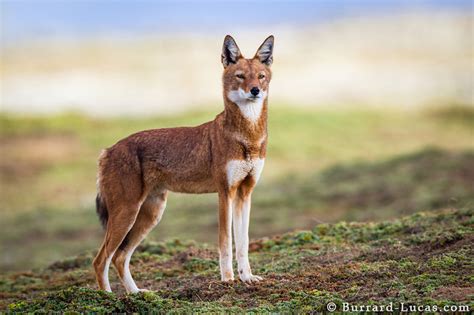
[227,88,267,123]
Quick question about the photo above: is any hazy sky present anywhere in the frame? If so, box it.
[1,0,471,45]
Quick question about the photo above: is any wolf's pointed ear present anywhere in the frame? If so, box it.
[222,35,242,68]
[254,35,274,66]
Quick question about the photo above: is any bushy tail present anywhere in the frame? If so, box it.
[96,193,108,229]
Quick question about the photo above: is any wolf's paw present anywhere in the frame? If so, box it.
[240,273,263,284]
[220,269,235,282]
[221,275,235,282]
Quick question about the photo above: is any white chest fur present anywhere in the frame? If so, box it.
[226,158,265,187]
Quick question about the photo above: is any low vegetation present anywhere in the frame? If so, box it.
[0,106,472,311]
[1,207,472,312]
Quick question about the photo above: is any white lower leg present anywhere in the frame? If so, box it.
[219,246,233,281]
[234,197,262,283]
[220,198,234,281]
[102,256,113,292]
[121,250,140,293]
[236,236,251,279]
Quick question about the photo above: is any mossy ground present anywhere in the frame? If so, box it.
[1,106,473,311]
[2,207,472,312]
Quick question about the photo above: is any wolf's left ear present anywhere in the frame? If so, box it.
[222,35,242,68]
[254,35,274,66]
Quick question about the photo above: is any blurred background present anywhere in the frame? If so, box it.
[0,0,473,272]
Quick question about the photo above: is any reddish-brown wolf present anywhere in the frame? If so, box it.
[93,35,274,293]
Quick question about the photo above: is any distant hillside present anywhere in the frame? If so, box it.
[2,207,472,312]
[2,11,472,115]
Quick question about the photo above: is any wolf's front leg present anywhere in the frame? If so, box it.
[233,194,263,283]
[218,192,234,281]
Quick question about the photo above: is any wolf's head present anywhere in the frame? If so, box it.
[221,35,274,108]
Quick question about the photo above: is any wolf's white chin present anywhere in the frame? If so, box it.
[227,88,266,123]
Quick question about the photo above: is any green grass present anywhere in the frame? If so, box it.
[1,207,472,312]
[0,105,473,271]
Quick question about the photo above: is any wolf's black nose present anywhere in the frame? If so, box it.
[250,87,260,96]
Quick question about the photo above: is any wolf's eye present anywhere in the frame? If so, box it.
[258,73,265,79]
[235,74,245,80]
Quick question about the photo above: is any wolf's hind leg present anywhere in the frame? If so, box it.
[112,190,168,293]
[93,202,141,292]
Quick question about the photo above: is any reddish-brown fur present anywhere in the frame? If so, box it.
[93,35,274,292]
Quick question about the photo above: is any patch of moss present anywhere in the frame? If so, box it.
[183,258,218,273]
[138,239,195,256]
[257,290,344,313]
[428,254,457,269]
[8,287,123,313]
[2,207,472,312]
[410,274,458,294]
[47,252,93,271]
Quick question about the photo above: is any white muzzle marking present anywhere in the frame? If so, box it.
[227,88,267,123]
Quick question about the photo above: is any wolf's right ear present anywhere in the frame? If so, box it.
[221,35,242,68]
[255,35,274,66]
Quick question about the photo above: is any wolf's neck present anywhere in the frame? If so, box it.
[222,98,268,138]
